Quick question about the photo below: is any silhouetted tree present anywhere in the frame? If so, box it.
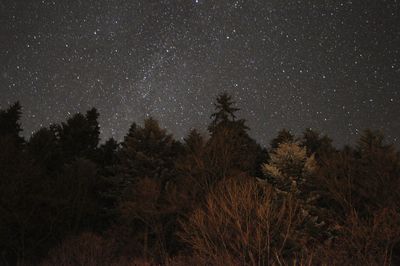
[118,117,182,187]
[208,93,242,134]
[56,108,100,161]
[270,129,294,150]
[53,159,102,233]
[300,128,335,160]
[28,126,62,172]
[183,129,204,154]
[1,99,399,265]
[318,129,400,218]
[112,118,184,262]
[206,93,263,177]
[0,135,104,264]
[0,101,24,144]
[93,138,121,225]
[175,129,210,206]
[0,136,43,264]
[95,138,119,170]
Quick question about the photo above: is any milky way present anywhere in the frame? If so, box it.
[1,0,399,146]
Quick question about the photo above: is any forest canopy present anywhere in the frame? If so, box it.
[0,93,399,265]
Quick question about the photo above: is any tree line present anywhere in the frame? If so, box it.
[0,93,399,265]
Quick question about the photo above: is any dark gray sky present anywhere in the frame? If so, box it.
[1,0,399,146]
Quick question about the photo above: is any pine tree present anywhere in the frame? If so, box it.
[0,136,39,264]
[300,128,334,159]
[54,158,101,233]
[93,138,121,224]
[174,129,210,206]
[94,137,119,171]
[115,117,184,262]
[261,141,332,243]
[208,92,242,133]
[57,108,100,160]
[183,128,204,154]
[262,141,317,193]
[270,129,294,150]
[0,133,93,264]
[206,93,262,177]
[118,117,182,186]
[0,102,24,144]
[28,126,62,172]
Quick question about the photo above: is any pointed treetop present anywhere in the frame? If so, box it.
[212,92,239,121]
[301,128,333,157]
[356,129,393,155]
[86,107,99,122]
[270,129,294,150]
[208,92,242,133]
[184,128,204,152]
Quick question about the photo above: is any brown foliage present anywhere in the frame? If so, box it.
[179,177,312,265]
[118,176,188,262]
[318,208,400,266]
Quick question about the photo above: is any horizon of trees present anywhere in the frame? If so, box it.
[0,93,399,265]
[4,96,390,150]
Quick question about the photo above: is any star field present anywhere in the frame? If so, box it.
[1,0,399,146]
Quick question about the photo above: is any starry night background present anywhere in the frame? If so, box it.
[1,0,399,146]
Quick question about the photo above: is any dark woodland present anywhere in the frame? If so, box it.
[0,93,399,265]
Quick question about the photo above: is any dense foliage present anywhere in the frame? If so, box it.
[0,94,399,265]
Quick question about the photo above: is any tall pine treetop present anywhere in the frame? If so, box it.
[208,92,244,133]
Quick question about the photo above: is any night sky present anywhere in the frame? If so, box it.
[1,0,399,146]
